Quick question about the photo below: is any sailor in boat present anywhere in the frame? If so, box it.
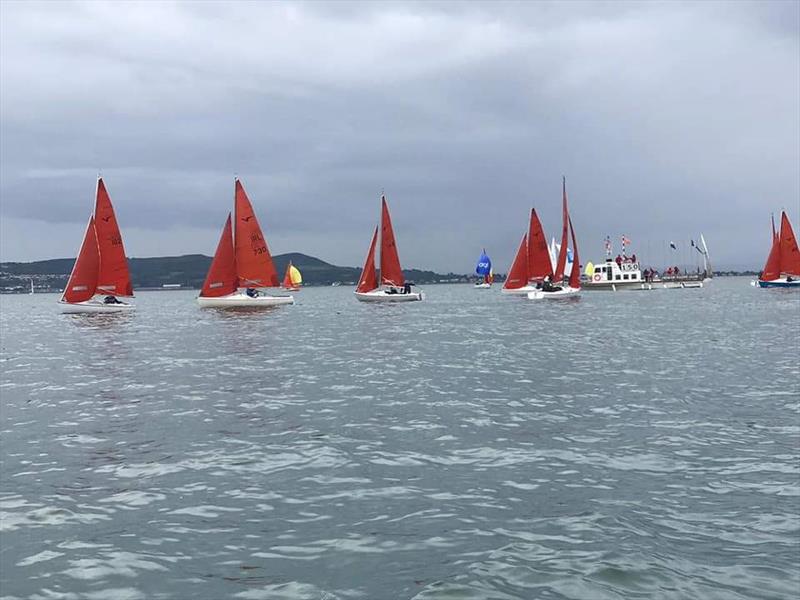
[386,286,398,295]
[538,275,563,293]
[403,282,412,294]
[246,288,258,298]
[103,295,122,305]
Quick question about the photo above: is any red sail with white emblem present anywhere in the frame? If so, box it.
[234,179,279,287]
[94,178,133,296]
[379,197,405,287]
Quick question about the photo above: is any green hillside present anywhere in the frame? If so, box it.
[0,253,468,292]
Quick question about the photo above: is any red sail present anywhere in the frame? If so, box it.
[282,262,293,288]
[761,215,781,280]
[201,213,239,297]
[778,211,800,275]
[568,216,581,289]
[527,208,553,281]
[62,217,99,303]
[94,178,133,296]
[379,196,405,286]
[234,179,279,287]
[503,234,529,289]
[553,177,569,282]
[357,227,379,292]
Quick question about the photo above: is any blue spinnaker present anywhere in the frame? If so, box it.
[476,250,492,276]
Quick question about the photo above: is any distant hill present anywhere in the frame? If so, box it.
[0,253,470,292]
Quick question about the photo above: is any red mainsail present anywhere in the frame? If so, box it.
[94,178,133,296]
[553,177,570,282]
[282,262,294,289]
[201,213,239,297]
[503,234,529,289]
[527,208,552,281]
[61,217,99,303]
[357,227,379,293]
[778,211,800,276]
[379,196,405,286]
[234,179,278,287]
[568,216,581,289]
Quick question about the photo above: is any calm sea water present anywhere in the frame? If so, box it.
[1,278,798,600]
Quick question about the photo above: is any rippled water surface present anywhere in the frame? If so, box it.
[1,278,798,599]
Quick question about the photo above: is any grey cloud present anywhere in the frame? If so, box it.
[0,0,797,272]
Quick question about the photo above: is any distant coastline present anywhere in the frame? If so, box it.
[0,253,476,294]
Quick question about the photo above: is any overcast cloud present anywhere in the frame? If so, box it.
[1,0,798,271]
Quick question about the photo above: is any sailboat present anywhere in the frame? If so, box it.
[29,279,34,295]
[528,178,581,299]
[282,261,302,291]
[752,211,800,288]
[502,181,569,295]
[197,179,294,307]
[58,178,135,313]
[474,249,493,288]
[354,195,423,302]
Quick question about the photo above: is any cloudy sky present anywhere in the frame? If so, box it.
[1,0,798,271]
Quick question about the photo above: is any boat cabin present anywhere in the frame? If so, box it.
[589,258,643,284]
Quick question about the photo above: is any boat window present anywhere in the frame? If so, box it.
[623,274,629,280]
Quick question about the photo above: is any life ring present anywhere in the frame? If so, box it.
[593,274,602,282]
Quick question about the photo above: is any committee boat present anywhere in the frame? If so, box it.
[197,179,294,307]
[355,196,423,302]
[59,178,135,313]
[752,211,800,288]
[474,249,493,288]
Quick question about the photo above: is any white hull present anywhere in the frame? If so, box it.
[355,289,423,302]
[582,282,653,291]
[474,282,492,289]
[751,277,800,288]
[501,284,540,295]
[59,299,135,314]
[661,281,703,289]
[527,286,581,300]
[197,292,294,307]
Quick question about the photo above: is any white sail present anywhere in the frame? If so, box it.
[700,234,712,278]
